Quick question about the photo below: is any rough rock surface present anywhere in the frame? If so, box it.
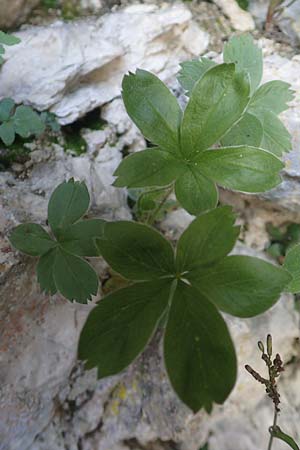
[0,3,209,124]
[213,0,255,31]
[0,0,40,29]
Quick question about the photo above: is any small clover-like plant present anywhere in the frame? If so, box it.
[179,34,294,156]
[78,205,291,412]
[113,35,292,216]
[10,179,105,303]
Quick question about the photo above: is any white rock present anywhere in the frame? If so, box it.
[214,0,255,31]
[0,4,209,124]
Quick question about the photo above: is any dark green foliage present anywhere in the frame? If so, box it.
[10,179,104,302]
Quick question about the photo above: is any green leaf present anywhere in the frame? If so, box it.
[270,426,299,450]
[249,80,294,115]
[0,31,21,46]
[189,255,291,317]
[48,179,90,235]
[78,279,172,376]
[196,146,283,192]
[96,221,175,280]
[9,223,56,256]
[221,113,263,147]
[113,149,185,188]
[176,206,239,273]
[175,168,218,216]
[37,248,58,295]
[58,219,105,256]
[0,120,15,145]
[283,243,300,293]
[53,248,98,303]
[122,70,182,154]
[178,58,216,95]
[164,281,237,413]
[180,64,250,158]
[0,98,15,121]
[223,34,262,94]
[13,105,45,138]
[252,110,292,156]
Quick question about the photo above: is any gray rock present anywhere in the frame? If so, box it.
[213,0,255,31]
[0,0,40,29]
[0,3,209,124]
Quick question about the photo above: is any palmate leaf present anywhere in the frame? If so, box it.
[178,57,216,94]
[221,113,263,148]
[9,179,105,303]
[164,281,237,413]
[249,80,294,115]
[122,69,182,154]
[79,207,290,413]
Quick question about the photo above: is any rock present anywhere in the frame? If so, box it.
[0,3,209,124]
[0,0,40,29]
[213,0,255,31]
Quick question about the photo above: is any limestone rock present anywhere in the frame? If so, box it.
[213,0,255,31]
[0,3,209,124]
[0,0,40,29]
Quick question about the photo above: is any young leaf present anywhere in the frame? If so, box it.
[78,279,172,376]
[252,110,292,156]
[196,146,284,192]
[176,206,239,272]
[175,169,218,216]
[283,243,300,293]
[221,112,263,148]
[223,34,263,94]
[164,281,237,413]
[122,70,182,154]
[249,80,294,115]
[53,248,98,303]
[189,255,291,317]
[58,219,105,256]
[48,179,90,235]
[0,98,15,121]
[95,221,175,280]
[270,426,300,450]
[0,31,21,46]
[178,58,216,95]
[0,120,15,146]
[180,64,250,158]
[113,148,185,188]
[13,105,45,137]
[9,223,56,256]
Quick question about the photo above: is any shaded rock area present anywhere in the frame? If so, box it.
[0,0,40,29]
[1,2,300,450]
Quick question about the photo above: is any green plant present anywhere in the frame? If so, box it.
[0,31,20,65]
[8,34,294,414]
[114,35,293,216]
[246,335,299,450]
[10,183,291,412]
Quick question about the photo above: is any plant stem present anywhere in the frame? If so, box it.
[146,185,174,225]
[268,408,278,450]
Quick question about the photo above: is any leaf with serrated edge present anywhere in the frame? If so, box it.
[164,280,237,413]
[37,248,58,295]
[223,34,262,94]
[176,206,239,273]
[48,179,90,236]
[175,168,218,216]
[283,243,300,293]
[180,64,250,158]
[188,255,291,317]
[122,70,182,154]
[249,80,294,115]
[113,148,185,188]
[78,279,172,376]
[53,248,98,303]
[178,58,216,95]
[96,221,175,280]
[10,223,56,256]
[252,110,292,156]
[196,146,283,192]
